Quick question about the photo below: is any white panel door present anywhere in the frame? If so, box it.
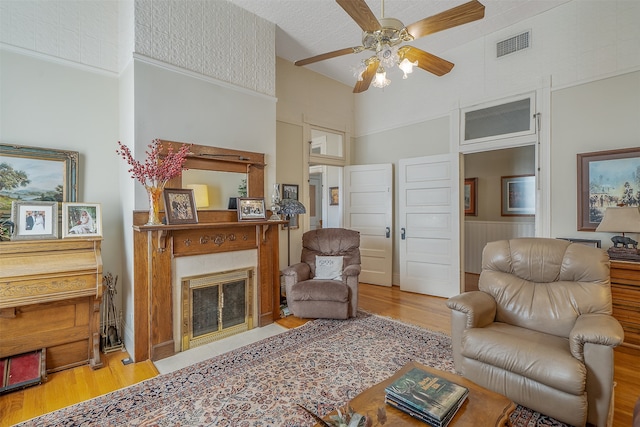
[344,164,393,286]
[399,154,460,297]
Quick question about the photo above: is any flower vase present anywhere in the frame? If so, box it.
[145,186,164,225]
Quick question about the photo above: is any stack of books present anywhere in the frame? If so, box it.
[384,367,469,427]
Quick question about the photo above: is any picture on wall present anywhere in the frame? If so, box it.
[501,175,535,216]
[11,201,58,240]
[62,202,102,238]
[281,184,299,230]
[0,144,78,217]
[329,187,339,206]
[577,147,640,231]
[282,184,298,201]
[464,178,477,216]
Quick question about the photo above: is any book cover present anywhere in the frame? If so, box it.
[384,367,469,420]
[386,391,468,427]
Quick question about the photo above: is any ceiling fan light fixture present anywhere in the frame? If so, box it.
[377,44,399,68]
[398,57,418,79]
[371,67,390,88]
[352,60,368,81]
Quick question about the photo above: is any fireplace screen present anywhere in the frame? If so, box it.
[182,268,253,351]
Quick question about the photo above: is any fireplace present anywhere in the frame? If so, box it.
[181,268,254,351]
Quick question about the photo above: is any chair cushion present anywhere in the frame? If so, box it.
[461,322,586,396]
[289,280,349,303]
[314,255,343,280]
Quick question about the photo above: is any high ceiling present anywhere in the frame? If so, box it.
[229,0,570,88]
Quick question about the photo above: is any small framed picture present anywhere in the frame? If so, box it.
[282,184,299,201]
[11,201,58,240]
[329,187,339,206]
[464,177,478,216]
[501,175,535,216]
[237,198,266,221]
[163,188,198,225]
[62,203,102,238]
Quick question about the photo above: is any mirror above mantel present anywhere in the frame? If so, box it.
[160,140,266,209]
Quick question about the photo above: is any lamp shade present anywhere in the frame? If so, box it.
[186,184,209,208]
[280,199,306,216]
[595,206,640,233]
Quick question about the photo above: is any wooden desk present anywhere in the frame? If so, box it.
[317,361,515,427]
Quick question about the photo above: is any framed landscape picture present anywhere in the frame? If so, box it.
[62,202,102,238]
[0,144,78,218]
[11,201,58,240]
[577,147,640,231]
[501,175,535,216]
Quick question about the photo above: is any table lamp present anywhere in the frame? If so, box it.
[596,206,640,261]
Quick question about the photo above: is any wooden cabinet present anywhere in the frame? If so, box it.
[0,238,103,372]
[610,260,640,349]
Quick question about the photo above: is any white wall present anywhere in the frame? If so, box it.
[551,70,640,247]
[0,48,122,288]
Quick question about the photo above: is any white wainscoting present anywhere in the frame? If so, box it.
[465,221,535,274]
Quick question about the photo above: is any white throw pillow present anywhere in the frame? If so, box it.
[314,255,343,281]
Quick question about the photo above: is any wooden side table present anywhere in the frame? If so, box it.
[610,260,640,349]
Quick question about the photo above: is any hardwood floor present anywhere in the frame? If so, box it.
[1,283,638,426]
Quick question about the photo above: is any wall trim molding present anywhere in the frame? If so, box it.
[550,66,640,92]
[0,43,119,78]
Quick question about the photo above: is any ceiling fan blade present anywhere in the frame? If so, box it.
[353,60,378,93]
[406,0,485,40]
[295,47,361,66]
[336,0,381,33]
[401,46,454,76]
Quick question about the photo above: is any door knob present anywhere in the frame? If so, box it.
[401,228,406,240]
[385,227,390,238]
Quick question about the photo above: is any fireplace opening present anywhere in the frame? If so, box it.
[181,268,254,351]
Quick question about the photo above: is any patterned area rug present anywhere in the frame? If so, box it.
[20,312,568,426]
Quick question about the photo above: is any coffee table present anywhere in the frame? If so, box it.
[315,361,515,426]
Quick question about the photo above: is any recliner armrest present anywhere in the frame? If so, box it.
[343,264,361,277]
[281,262,311,284]
[446,291,497,328]
[569,313,625,360]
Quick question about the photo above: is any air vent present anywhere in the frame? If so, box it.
[496,31,530,58]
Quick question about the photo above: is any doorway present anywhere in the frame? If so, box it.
[463,146,536,291]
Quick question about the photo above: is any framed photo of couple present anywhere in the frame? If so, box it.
[11,201,59,240]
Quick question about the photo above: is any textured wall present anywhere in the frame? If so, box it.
[0,0,275,96]
[134,0,275,96]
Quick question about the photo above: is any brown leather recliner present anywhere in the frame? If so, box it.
[447,238,624,427]
[281,228,360,319]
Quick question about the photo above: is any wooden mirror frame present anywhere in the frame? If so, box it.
[159,140,265,201]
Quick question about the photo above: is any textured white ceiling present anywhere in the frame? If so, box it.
[229,0,570,88]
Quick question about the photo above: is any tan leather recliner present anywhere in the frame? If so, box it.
[447,238,624,427]
[281,228,360,319]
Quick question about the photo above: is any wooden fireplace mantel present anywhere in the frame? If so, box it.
[132,210,285,362]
